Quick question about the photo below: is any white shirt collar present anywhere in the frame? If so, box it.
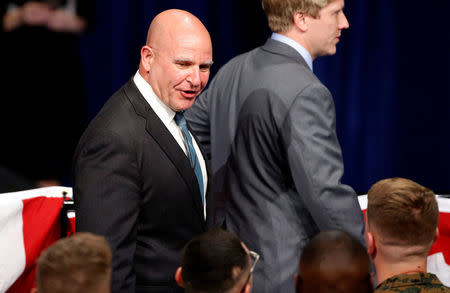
[133,71,176,126]
[271,32,313,71]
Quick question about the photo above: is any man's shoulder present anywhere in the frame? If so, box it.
[77,81,146,145]
[213,43,322,91]
[221,41,311,70]
[94,80,146,122]
[375,273,450,293]
[213,47,256,75]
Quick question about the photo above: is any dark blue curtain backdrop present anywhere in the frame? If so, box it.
[78,0,450,193]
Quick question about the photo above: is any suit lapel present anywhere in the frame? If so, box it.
[123,80,206,225]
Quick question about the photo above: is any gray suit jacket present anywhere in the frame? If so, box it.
[185,38,365,293]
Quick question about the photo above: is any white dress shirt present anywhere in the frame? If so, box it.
[133,71,207,218]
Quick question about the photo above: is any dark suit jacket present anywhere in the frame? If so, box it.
[186,38,365,293]
[73,79,209,293]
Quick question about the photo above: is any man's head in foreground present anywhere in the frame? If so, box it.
[176,228,255,293]
[296,230,372,293]
[365,177,439,284]
[32,232,112,293]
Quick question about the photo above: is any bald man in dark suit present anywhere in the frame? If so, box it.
[73,9,213,293]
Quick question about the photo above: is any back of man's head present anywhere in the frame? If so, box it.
[296,230,372,293]
[34,232,112,293]
[176,228,252,293]
[261,0,333,32]
[366,177,439,255]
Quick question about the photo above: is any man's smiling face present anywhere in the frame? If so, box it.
[148,27,213,112]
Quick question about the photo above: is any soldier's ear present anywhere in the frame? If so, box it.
[365,231,376,258]
[433,227,440,244]
[175,267,184,288]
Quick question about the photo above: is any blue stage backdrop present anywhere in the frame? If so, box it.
[78,0,450,193]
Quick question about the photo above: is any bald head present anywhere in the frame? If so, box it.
[146,9,210,47]
[139,9,213,111]
[296,230,372,293]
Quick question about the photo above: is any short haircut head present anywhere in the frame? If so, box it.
[367,177,439,249]
[36,232,112,293]
[181,228,251,293]
[261,0,332,32]
[298,230,372,293]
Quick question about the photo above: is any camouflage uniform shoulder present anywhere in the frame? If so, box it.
[375,273,450,293]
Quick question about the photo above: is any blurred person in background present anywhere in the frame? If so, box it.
[0,0,94,189]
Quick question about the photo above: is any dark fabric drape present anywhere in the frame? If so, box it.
[0,0,94,183]
[77,0,450,193]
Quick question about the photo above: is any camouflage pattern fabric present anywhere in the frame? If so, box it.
[375,273,450,292]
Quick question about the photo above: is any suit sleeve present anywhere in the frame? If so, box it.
[185,89,211,160]
[73,129,140,293]
[283,83,365,243]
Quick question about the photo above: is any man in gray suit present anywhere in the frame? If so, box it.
[185,0,365,292]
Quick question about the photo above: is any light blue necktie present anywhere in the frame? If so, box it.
[174,112,204,206]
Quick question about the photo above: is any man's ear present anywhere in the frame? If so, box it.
[140,45,154,72]
[365,230,376,257]
[293,11,308,32]
[175,267,184,288]
[30,288,38,293]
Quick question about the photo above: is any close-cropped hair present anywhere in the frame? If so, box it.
[261,0,332,32]
[299,230,372,293]
[367,177,439,247]
[36,232,112,293]
[181,228,251,293]
[300,230,369,269]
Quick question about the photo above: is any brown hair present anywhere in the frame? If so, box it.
[261,0,331,32]
[36,232,112,293]
[367,178,438,247]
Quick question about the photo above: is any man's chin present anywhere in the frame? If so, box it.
[330,44,338,55]
[323,47,337,57]
[171,99,197,112]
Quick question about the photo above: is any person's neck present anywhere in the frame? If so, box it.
[375,257,428,285]
[281,30,315,61]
